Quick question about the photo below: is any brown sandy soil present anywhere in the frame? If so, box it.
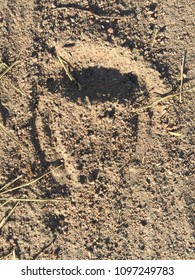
[0,0,194,260]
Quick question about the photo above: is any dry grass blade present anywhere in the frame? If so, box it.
[0,252,13,260]
[0,175,22,192]
[0,60,20,80]
[135,87,195,112]
[56,50,82,90]
[12,85,28,97]
[0,60,8,70]
[151,26,159,48]
[168,131,182,137]
[0,198,68,203]
[0,199,12,207]
[180,49,187,102]
[57,52,74,82]
[0,122,22,146]
[0,164,62,195]
[0,202,19,229]
[12,249,17,260]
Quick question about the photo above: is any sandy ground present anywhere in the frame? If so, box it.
[0,0,194,259]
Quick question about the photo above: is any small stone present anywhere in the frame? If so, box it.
[1,26,7,33]
[107,27,114,34]
[89,18,94,25]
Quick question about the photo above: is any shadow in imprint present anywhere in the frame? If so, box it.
[55,1,136,17]
[47,66,147,105]
[53,2,174,85]
[43,213,68,234]
[184,193,195,232]
[0,102,9,126]
[28,81,49,170]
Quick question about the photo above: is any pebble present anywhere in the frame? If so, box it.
[1,26,7,33]
[107,27,114,34]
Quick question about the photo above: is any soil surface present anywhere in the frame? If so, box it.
[0,0,194,260]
